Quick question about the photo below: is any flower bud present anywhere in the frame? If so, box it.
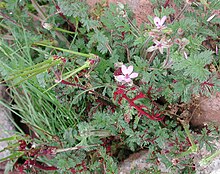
[177,28,184,35]
[182,38,190,45]
[117,2,124,10]
[174,38,181,44]
[42,22,54,30]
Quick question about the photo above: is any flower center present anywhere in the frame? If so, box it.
[125,74,130,79]
[157,43,163,47]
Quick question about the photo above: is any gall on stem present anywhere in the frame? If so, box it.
[113,85,164,121]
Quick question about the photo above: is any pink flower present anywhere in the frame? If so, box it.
[147,39,172,54]
[115,65,138,83]
[154,16,167,29]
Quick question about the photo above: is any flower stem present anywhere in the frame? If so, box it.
[200,149,220,166]
[56,144,99,153]
[177,120,198,158]
[33,43,94,58]
[44,61,91,92]
[148,50,157,64]
[54,27,77,35]
[171,3,190,24]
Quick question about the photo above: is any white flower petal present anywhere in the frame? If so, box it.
[183,52,188,59]
[121,65,128,75]
[163,44,170,48]
[115,75,125,82]
[130,72,138,79]
[124,77,132,83]
[147,46,156,52]
[153,39,160,45]
[159,47,164,54]
[207,14,216,22]
[126,65,133,75]
[160,16,167,26]
[154,17,160,27]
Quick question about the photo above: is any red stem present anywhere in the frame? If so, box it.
[122,94,163,121]
[27,160,58,171]
[53,3,76,31]
[163,0,170,8]
[60,80,113,104]
[201,81,214,87]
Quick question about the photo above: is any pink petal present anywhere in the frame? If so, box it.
[130,72,138,79]
[122,65,133,75]
[126,66,134,75]
[160,16,167,26]
[159,47,164,54]
[121,65,127,75]
[154,39,160,45]
[115,75,125,82]
[124,77,132,83]
[147,46,156,52]
[183,51,188,59]
[154,17,160,26]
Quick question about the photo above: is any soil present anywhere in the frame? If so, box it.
[87,0,154,25]
[190,92,220,128]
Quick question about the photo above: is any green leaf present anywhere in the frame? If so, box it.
[0,152,24,162]
[81,18,101,31]
[87,30,109,54]
[57,0,88,18]
[172,51,213,81]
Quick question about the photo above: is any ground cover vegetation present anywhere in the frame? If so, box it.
[0,0,220,173]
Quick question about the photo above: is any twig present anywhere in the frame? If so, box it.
[171,3,190,24]
[200,149,220,166]
[105,43,113,55]
[31,0,47,20]
[148,50,157,64]
[56,144,100,153]
[126,16,141,36]
[51,0,76,31]
[163,0,170,8]
[163,48,170,67]
[124,44,130,62]
[30,0,70,46]
[60,80,113,104]
[0,12,23,28]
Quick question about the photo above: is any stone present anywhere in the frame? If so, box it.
[190,92,220,128]
[118,150,170,173]
[0,85,15,171]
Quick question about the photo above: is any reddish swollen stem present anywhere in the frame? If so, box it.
[54,5,76,31]
[60,80,86,89]
[71,169,77,174]
[60,80,113,104]
[114,86,163,121]
[34,163,58,171]
[163,0,170,8]
[25,160,58,171]
[147,86,153,96]
[131,92,146,101]
[201,81,214,87]
[122,94,163,121]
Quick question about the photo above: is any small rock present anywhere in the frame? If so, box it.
[0,85,15,171]
[190,92,220,128]
[118,150,170,173]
